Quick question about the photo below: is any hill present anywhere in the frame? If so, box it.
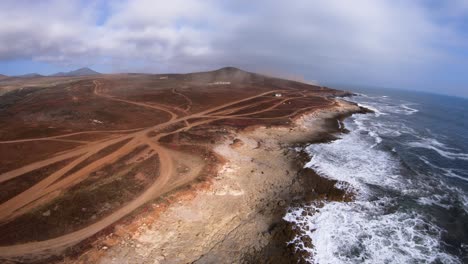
[0,66,357,262]
[182,67,262,83]
[17,73,43,78]
[51,67,100,77]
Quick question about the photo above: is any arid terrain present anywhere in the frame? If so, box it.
[0,67,358,263]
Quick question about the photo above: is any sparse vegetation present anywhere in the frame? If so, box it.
[0,67,350,261]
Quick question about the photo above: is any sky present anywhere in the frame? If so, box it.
[0,0,467,97]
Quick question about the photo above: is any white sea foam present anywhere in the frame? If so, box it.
[400,104,419,115]
[408,141,468,160]
[417,157,468,211]
[419,156,468,183]
[337,119,342,130]
[334,181,353,192]
[414,136,458,150]
[304,116,403,196]
[356,103,385,117]
[417,195,452,209]
[286,94,463,263]
[285,199,460,264]
[371,121,415,138]
[351,95,419,117]
[297,115,457,262]
[368,131,382,148]
[444,169,468,182]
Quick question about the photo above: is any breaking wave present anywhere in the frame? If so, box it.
[285,199,459,264]
[408,140,468,161]
[285,92,467,263]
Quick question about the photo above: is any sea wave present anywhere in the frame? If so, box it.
[400,104,419,115]
[408,141,468,161]
[444,169,468,182]
[419,156,468,183]
[357,103,386,117]
[284,199,460,264]
[417,195,453,209]
[297,119,457,262]
[304,115,403,195]
[286,93,464,263]
[351,95,419,117]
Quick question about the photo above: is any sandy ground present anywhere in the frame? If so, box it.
[61,100,360,264]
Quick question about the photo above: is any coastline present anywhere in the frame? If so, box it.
[61,99,368,264]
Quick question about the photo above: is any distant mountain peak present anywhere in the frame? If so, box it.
[51,67,101,77]
[215,66,243,73]
[76,67,97,72]
[18,73,44,78]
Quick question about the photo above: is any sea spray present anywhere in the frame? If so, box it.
[285,90,468,263]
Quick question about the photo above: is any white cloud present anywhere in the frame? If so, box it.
[0,0,467,88]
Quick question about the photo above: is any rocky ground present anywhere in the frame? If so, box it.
[60,100,364,264]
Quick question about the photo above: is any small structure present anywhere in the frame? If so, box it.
[275,93,282,97]
[208,81,231,85]
[159,76,168,80]
[91,119,104,124]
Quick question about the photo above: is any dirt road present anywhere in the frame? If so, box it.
[0,79,332,258]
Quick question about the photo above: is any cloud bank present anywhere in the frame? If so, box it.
[1,0,467,94]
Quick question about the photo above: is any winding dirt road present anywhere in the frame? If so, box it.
[0,79,334,258]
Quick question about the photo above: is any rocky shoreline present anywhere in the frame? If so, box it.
[241,101,369,264]
[61,99,368,264]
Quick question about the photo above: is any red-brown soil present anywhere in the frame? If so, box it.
[0,67,351,262]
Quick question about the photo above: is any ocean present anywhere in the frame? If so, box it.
[285,87,468,263]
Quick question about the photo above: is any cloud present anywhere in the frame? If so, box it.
[0,0,467,89]
[0,0,96,61]
[210,1,467,83]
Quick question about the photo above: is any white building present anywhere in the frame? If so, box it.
[209,81,231,85]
